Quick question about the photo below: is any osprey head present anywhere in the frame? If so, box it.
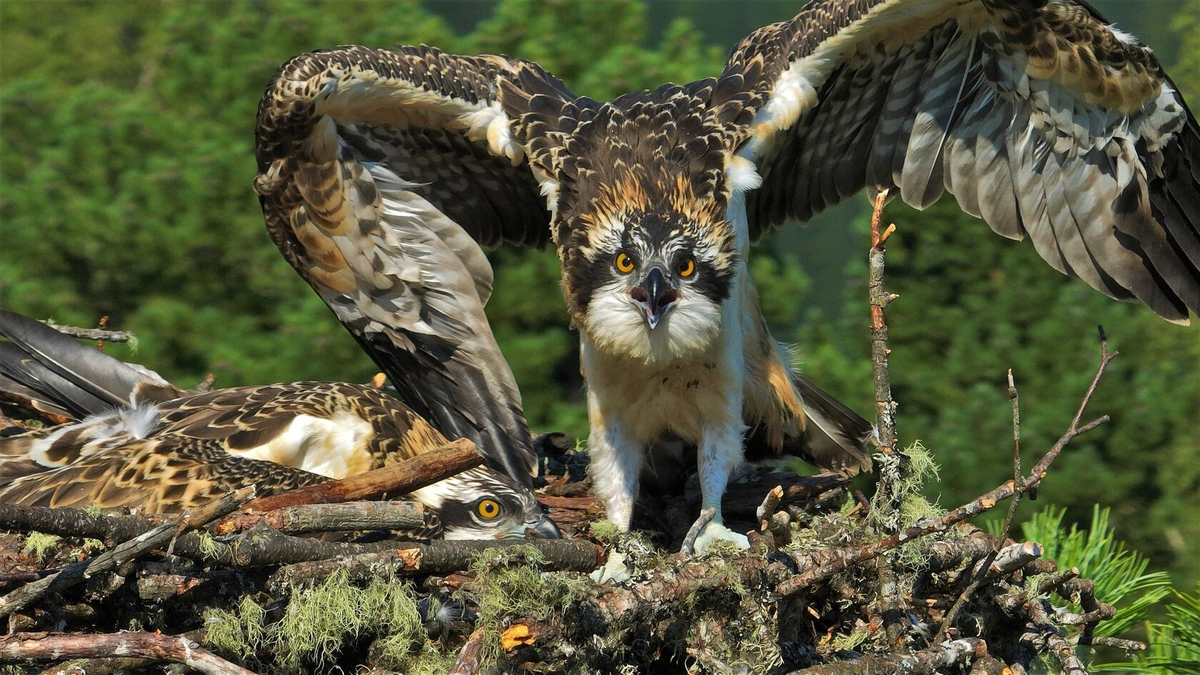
[508,87,746,362]
[413,467,560,540]
[568,206,735,362]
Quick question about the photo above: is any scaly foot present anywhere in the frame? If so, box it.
[688,519,750,555]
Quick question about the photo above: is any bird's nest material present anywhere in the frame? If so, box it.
[0,200,1140,675]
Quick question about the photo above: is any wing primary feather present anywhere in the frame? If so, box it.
[724,0,1199,321]
[0,311,171,417]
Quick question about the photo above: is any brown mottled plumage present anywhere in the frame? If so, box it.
[0,313,558,539]
[253,0,1198,550]
[0,382,423,512]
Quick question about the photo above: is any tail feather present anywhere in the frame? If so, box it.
[744,371,875,475]
[0,310,171,417]
[790,374,874,473]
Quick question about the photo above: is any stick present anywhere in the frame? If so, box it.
[866,190,908,639]
[0,631,255,675]
[136,569,266,603]
[0,487,254,619]
[757,486,784,531]
[448,625,488,675]
[42,323,137,344]
[0,502,244,567]
[210,500,430,536]
[267,539,602,591]
[776,336,1115,598]
[934,370,1027,642]
[868,189,900,462]
[1076,636,1146,651]
[1021,599,1088,675]
[0,503,164,542]
[1028,327,1117,495]
[785,638,987,675]
[225,438,481,515]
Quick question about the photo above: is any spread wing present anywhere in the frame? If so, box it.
[721,0,1200,322]
[254,46,574,486]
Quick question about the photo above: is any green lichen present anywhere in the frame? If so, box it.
[371,636,457,675]
[80,538,105,555]
[83,503,102,517]
[869,441,940,529]
[588,519,621,541]
[195,530,221,559]
[868,441,948,569]
[203,570,430,673]
[22,531,60,561]
[467,544,592,662]
[204,595,266,663]
[271,569,424,671]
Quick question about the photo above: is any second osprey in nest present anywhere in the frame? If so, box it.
[254,0,1199,551]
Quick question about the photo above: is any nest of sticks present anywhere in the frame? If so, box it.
[0,195,1140,674]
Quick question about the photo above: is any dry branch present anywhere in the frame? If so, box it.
[0,486,254,619]
[1021,598,1088,675]
[0,631,255,675]
[0,502,169,542]
[776,334,1115,599]
[225,438,481,516]
[267,539,602,591]
[1077,636,1146,651]
[210,499,430,536]
[935,370,1030,644]
[448,625,488,675]
[42,322,137,344]
[868,189,900,464]
[786,638,987,675]
[757,485,784,530]
[136,569,265,603]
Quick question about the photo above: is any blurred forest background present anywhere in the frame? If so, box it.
[1,0,1198,592]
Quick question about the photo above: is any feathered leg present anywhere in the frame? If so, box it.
[587,393,644,530]
[689,416,750,553]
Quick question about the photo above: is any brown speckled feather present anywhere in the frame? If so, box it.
[254,46,579,486]
[0,382,452,513]
[0,436,327,513]
[720,0,1200,322]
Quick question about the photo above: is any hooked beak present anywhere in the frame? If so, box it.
[508,513,561,539]
[629,267,679,329]
[530,515,562,539]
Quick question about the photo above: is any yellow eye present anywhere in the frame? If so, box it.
[476,498,501,519]
[678,257,696,278]
[615,252,635,274]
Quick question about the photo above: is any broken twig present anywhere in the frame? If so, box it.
[0,631,255,675]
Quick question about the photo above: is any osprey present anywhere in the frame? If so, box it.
[254,0,1199,551]
[0,310,559,540]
